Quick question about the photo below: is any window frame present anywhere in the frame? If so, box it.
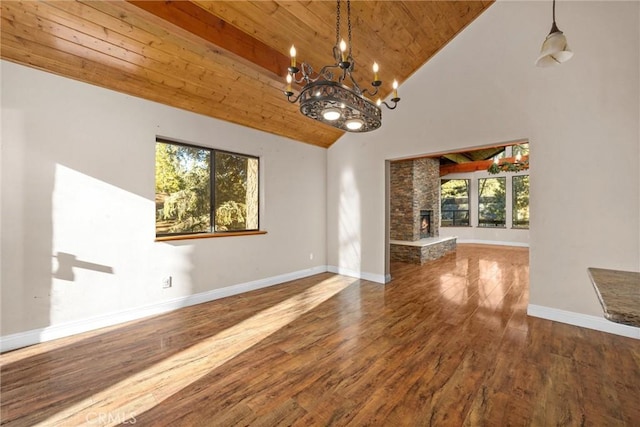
[512,174,530,229]
[155,138,261,239]
[477,176,507,228]
[440,178,471,227]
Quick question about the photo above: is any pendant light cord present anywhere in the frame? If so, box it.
[550,0,560,34]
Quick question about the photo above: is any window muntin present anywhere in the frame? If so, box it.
[155,140,259,236]
[512,175,530,229]
[441,179,470,227]
[478,177,506,227]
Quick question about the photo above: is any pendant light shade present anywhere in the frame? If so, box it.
[536,0,573,67]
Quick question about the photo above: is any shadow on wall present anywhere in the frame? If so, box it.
[53,252,114,282]
[45,162,196,333]
[2,154,197,341]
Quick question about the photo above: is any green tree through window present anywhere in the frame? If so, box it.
[441,179,470,226]
[155,140,259,236]
[478,177,506,227]
[214,152,259,231]
[513,143,529,158]
[512,175,530,228]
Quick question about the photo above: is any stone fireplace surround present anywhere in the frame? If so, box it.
[390,158,456,265]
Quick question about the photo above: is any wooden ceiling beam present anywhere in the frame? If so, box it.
[442,153,473,164]
[440,155,529,176]
[126,1,290,81]
[440,160,494,176]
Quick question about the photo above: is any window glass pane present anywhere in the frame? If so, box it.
[513,175,530,228]
[478,177,506,227]
[441,179,470,226]
[513,143,529,157]
[214,152,259,231]
[155,142,211,234]
[494,149,506,161]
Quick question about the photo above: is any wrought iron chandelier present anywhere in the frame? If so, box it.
[284,0,400,132]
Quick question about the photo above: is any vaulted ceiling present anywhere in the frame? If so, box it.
[1,1,493,148]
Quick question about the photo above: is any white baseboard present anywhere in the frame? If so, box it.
[527,304,639,339]
[327,265,387,284]
[455,239,529,248]
[0,265,328,353]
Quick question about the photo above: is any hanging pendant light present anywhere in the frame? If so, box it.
[536,0,573,67]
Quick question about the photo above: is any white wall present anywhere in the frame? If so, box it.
[327,0,639,324]
[1,61,327,339]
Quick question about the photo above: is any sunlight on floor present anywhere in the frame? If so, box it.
[37,276,354,426]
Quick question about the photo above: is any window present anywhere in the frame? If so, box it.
[512,175,530,228]
[513,143,529,158]
[478,177,506,227]
[493,149,506,162]
[155,140,259,236]
[441,179,470,226]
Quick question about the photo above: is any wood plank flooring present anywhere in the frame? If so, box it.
[1,244,639,426]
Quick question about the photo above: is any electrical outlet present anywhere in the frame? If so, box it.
[309,252,314,260]
[162,276,172,289]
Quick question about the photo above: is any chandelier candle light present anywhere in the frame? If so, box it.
[284,0,400,132]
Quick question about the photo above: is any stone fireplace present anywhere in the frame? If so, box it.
[389,158,441,240]
[389,158,456,265]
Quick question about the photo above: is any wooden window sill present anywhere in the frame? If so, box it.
[155,230,267,242]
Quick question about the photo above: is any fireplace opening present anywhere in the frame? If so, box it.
[420,210,433,238]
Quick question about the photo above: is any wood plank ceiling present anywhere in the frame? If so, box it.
[1,1,493,148]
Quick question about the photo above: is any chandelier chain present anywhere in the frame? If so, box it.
[335,0,341,47]
[347,0,352,56]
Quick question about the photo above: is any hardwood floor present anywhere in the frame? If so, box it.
[1,244,639,426]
